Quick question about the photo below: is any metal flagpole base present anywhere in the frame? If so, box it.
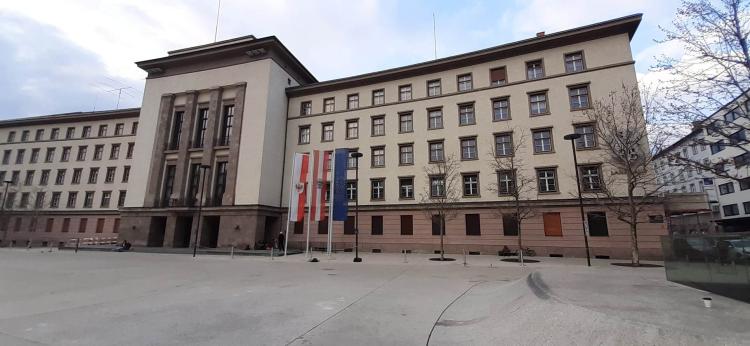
[353,257,362,262]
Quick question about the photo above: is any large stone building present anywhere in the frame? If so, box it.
[2,14,670,258]
[0,109,138,247]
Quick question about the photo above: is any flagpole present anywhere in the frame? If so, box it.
[305,154,313,259]
[327,152,335,255]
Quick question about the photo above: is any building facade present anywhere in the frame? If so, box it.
[113,14,668,259]
[0,109,138,247]
[654,95,750,233]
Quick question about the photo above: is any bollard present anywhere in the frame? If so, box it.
[75,238,79,253]
[463,249,467,267]
[270,246,274,260]
[403,249,408,263]
[231,246,234,259]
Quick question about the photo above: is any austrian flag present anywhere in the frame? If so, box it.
[287,153,309,222]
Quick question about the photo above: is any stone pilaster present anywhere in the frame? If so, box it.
[143,94,175,207]
[221,83,247,206]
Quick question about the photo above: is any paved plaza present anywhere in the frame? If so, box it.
[0,249,748,345]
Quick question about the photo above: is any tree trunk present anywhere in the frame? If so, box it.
[440,215,445,260]
[517,219,523,266]
[630,223,640,267]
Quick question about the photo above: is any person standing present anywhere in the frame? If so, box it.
[277,231,285,251]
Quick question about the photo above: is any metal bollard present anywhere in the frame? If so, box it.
[463,249,467,267]
[75,238,79,253]
[403,249,408,263]
[231,246,234,259]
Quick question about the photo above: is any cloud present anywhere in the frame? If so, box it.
[0,13,141,118]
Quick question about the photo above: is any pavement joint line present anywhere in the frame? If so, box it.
[285,266,411,346]
[425,279,486,346]
[0,329,49,346]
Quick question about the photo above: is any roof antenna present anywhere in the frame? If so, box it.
[213,0,222,42]
[433,12,437,59]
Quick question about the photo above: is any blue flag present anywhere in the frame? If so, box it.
[332,148,349,221]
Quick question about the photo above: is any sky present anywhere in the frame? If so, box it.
[0,0,684,118]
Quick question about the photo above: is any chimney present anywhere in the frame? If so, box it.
[536,31,545,38]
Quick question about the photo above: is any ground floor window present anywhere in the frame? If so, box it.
[587,212,609,236]
[344,216,355,234]
[502,214,518,236]
[400,215,413,235]
[371,216,383,235]
[465,214,481,235]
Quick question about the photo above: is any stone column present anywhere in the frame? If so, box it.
[201,87,223,204]
[143,94,175,207]
[221,83,247,206]
[173,91,198,205]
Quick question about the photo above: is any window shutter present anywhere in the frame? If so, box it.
[543,213,563,236]
[490,67,506,83]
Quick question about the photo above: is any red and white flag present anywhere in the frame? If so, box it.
[309,150,330,221]
[288,153,309,222]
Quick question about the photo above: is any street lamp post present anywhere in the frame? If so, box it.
[193,165,211,258]
[350,152,363,263]
[563,133,592,267]
[0,180,12,245]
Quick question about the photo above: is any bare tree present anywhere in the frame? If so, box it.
[585,84,667,266]
[419,154,461,261]
[486,128,536,265]
[654,0,750,180]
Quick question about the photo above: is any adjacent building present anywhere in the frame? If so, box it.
[1,14,670,259]
[0,109,138,247]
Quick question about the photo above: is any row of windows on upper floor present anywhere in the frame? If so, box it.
[298,52,588,115]
[313,163,603,203]
[167,105,235,151]
[655,130,750,171]
[0,165,130,188]
[0,189,127,210]
[721,200,750,217]
[301,125,597,169]
[297,87,593,145]
[5,121,138,144]
[1,143,133,166]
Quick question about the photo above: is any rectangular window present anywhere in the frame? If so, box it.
[24,170,34,186]
[34,192,45,209]
[431,215,443,235]
[529,92,549,115]
[492,97,510,121]
[490,67,507,86]
[346,180,357,200]
[461,137,478,160]
[739,177,750,190]
[72,168,82,184]
[123,165,132,183]
[16,149,25,164]
[719,182,735,195]
[430,176,445,197]
[213,162,227,205]
[105,167,116,183]
[526,60,544,79]
[399,144,414,165]
[78,218,88,233]
[109,144,120,160]
[463,174,479,197]
[347,150,359,169]
[465,214,481,236]
[194,108,209,148]
[58,147,69,162]
[400,215,413,235]
[66,191,77,208]
[323,97,335,113]
[30,148,39,163]
[118,190,127,207]
[66,127,75,139]
[298,126,310,144]
[587,212,609,236]
[88,167,99,184]
[569,85,590,110]
[503,214,519,236]
[51,128,59,140]
[62,218,70,233]
[429,141,444,162]
[93,145,103,160]
[6,131,15,142]
[347,94,359,109]
[399,85,412,101]
[300,101,312,116]
[317,218,328,234]
[371,179,385,200]
[321,123,334,142]
[45,218,53,232]
[1,150,9,165]
[162,165,176,206]
[113,218,120,233]
[115,123,124,136]
[427,79,441,96]
[50,192,60,208]
[219,105,234,146]
[371,116,385,136]
[495,133,513,156]
[293,221,304,234]
[532,129,553,153]
[11,171,18,185]
[428,108,443,129]
[371,147,385,167]
[21,130,29,142]
[457,74,473,91]
[580,165,601,191]
[19,192,29,208]
[723,204,740,216]
[497,170,516,195]
[346,120,359,139]
[35,129,44,141]
[565,52,585,72]
[710,141,726,154]
[574,124,596,149]
[77,146,87,161]
[96,218,105,233]
[55,169,66,185]
[537,168,558,193]
[344,216,355,235]
[372,89,385,105]
[399,113,413,133]
[458,103,475,125]
[83,191,94,208]
[81,126,90,138]
[126,143,134,159]
[40,170,50,186]
[399,177,414,199]
[100,191,112,208]
[169,111,182,150]
[543,212,563,236]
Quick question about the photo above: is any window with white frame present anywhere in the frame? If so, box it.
[537,168,557,193]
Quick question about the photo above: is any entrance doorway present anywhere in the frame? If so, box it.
[147,217,167,247]
[200,216,220,248]
[173,216,192,248]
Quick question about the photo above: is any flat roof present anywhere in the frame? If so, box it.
[0,108,140,128]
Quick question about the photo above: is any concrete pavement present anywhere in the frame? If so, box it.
[0,249,747,345]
